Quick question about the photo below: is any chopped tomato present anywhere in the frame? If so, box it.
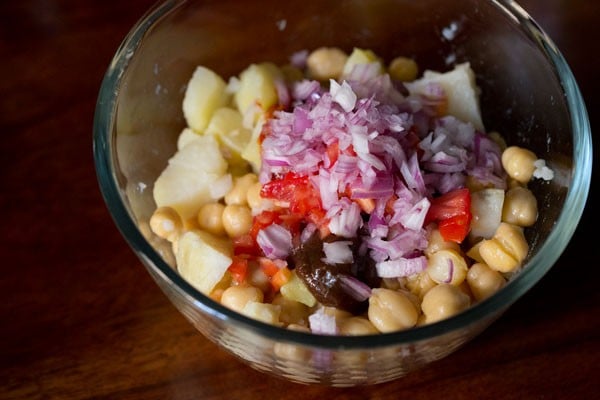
[270,266,292,291]
[228,256,249,284]
[426,187,472,243]
[426,188,471,222]
[438,214,472,243]
[233,234,260,256]
[260,172,324,216]
[259,258,281,277]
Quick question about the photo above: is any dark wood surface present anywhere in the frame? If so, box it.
[1,1,598,399]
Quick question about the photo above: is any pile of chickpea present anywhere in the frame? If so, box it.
[147,46,546,335]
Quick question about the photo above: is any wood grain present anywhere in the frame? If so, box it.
[1,0,598,398]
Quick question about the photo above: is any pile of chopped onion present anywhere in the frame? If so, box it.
[259,64,505,279]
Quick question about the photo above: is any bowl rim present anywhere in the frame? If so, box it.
[93,0,593,349]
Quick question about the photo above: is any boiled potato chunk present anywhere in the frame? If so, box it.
[234,62,281,117]
[176,127,201,151]
[280,271,317,307]
[176,230,233,295]
[241,301,282,325]
[153,136,228,220]
[407,62,484,131]
[205,107,252,157]
[470,188,505,239]
[183,66,229,132]
[342,47,384,77]
[240,115,265,173]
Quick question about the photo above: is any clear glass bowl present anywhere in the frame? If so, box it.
[93,0,592,386]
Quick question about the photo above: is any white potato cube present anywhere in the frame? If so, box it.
[470,188,505,239]
[183,66,229,132]
[240,115,265,173]
[280,271,317,307]
[407,62,484,131]
[153,137,227,220]
[205,107,252,156]
[234,62,281,117]
[176,127,201,151]
[342,47,384,77]
[176,230,233,295]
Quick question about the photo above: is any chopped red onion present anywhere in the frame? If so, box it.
[309,308,338,335]
[328,200,362,238]
[375,256,427,278]
[259,66,505,273]
[338,275,372,302]
[329,80,357,112]
[397,197,431,231]
[322,241,354,265]
[256,224,292,259]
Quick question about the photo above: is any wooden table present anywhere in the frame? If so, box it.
[1,1,598,398]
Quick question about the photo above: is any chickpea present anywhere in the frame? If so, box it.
[338,316,379,336]
[220,285,264,313]
[426,249,468,286]
[421,284,470,324]
[405,271,438,299]
[246,181,267,212]
[467,263,506,301]
[501,146,537,183]
[388,56,418,82]
[425,228,461,257]
[224,173,258,206]
[306,47,348,81]
[368,288,419,333]
[149,206,182,242]
[222,204,253,238]
[197,202,226,236]
[466,239,485,264]
[502,186,538,227]
[479,222,528,273]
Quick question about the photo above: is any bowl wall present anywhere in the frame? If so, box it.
[94,0,591,386]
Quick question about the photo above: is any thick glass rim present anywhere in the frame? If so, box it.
[93,0,592,349]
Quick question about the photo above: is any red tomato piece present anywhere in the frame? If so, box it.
[228,256,249,284]
[233,234,260,256]
[425,187,471,223]
[260,172,324,216]
[425,187,472,243]
[438,214,472,243]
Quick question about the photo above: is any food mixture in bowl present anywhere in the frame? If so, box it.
[148,47,553,335]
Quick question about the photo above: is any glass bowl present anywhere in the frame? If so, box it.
[93,0,592,386]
